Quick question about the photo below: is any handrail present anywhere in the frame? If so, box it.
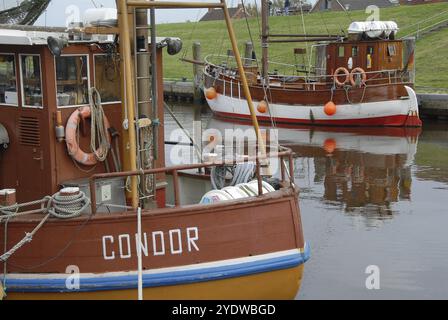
[205,61,408,90]
[205,54,403,79]
[89,148,296,215]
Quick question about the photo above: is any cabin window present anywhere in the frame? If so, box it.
[338,46,345,58]
[55,55,89,107]
[94,54,121,103]
[0,54,18,106]
[20,55,43,108]
[387,44,397,57]
[352,46,358,57]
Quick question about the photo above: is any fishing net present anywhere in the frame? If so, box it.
[0,0,50,25]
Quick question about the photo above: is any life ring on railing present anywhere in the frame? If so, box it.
[349,67,367,87]
[334,67,350,87]
[65,106,111,166]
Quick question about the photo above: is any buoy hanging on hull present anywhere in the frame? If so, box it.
[257,100,268,114]
[206,87,218,100]
[324,101,337,116]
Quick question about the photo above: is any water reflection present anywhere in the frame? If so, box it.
[166,105,448,299]
[206,117,421,221]
[289,128,420,219]
[414,122,448,185]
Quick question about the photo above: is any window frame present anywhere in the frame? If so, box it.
[54,53,91,109]
[0,53,19,107]
[93,53,122,105]
[387,44,397,57]
[19,53,44,109]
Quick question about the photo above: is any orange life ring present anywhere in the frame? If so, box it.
[350,67,367,87]
[334,67,350,87]
[65,106,111,166]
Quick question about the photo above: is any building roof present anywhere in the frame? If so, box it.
[312,0,398,12]
[338,0,398,10]
[200,5,248,22]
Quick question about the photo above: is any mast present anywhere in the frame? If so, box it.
[121,0,268,178]
[117,0,139,208]
[261,0,269,84]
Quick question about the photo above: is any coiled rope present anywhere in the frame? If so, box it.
[211,162,256,190]
[89,87,110,162]
[0,191,90,263]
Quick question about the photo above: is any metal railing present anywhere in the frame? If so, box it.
[205,57,410,92]
[88,148,296,215]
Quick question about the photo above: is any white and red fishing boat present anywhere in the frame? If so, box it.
[204,0,422,127]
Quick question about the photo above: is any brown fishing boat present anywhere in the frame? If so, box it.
[0,1,309,300]
[204,0,422,127]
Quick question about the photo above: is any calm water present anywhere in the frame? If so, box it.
[165,104,448,300]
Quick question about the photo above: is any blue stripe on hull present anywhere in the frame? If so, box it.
[3,244,311,293]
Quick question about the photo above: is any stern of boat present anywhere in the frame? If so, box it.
[404,85,423,127]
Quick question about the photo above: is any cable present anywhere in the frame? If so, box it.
[211,162,256,190]
[89,87,110,162]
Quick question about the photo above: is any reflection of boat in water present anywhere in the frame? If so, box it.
[207,118,421,215]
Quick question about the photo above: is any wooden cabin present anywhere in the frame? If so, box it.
[326,40,404,76]
[0,27,167,206]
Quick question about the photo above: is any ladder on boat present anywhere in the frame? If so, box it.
[132,8,157,206]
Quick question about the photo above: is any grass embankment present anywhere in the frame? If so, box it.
[157,2,448,92]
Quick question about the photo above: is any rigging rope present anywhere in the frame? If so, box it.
[298,2,311,78]
[211,162,256,190]
[318,9,331,36]
[89,87,110,162]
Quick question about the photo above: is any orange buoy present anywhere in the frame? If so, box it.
[205,87,218,100]
[257,100,268,114]
[349,67,367,87]
[334,67,350,87]
[324,101,337,116]
[65,106,111,166]
[324,138,337,154]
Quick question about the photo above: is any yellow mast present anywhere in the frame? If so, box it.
[118,0,268,207]
[219,0,267,161]
[117,0,139,208]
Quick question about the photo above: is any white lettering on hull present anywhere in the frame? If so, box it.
[102,227,200,261]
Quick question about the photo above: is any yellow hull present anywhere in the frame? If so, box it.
[5,266,304,300]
